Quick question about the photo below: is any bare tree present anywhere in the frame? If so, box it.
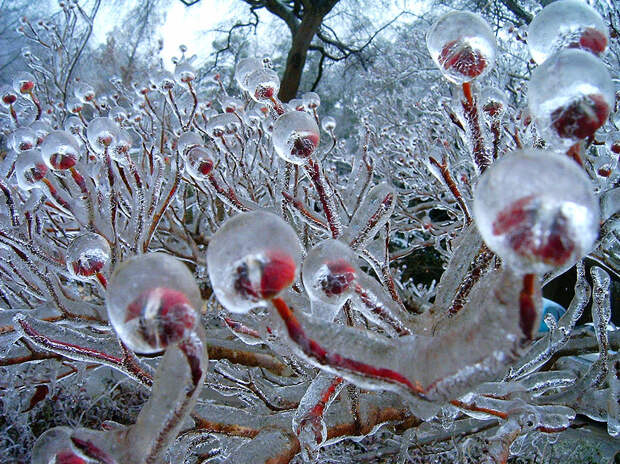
[180,0,401,101]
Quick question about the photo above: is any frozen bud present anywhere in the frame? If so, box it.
[31,427,84,464]
[288,98,305,112]
[303,240,358,307]
[185,146,214,180]
[528,49,613,147]
[67,97,83,114]
[220,96,243,113]
[109,105,128,123]
[13,71,36,94]
[177,131,203,158]
[74,81,95,103]
[302,91,320,109]
[106,253,201,353]
[272,111,320,164]
[473,150,599,274]
[87,117,119,154]
[30,121,51,146]
[528,0,608,64]
[1,85,18,106]
[110,128,132,161]
[64,116,83,136]
[235,57,263,91]
[206,113,239,139]
[426,11,496,84]
[174,61,196,84]
[246,68,280,102]
[606,131,620,155]
[321,116,336,132]
[66,233,110,281]
[41,130,80,170]
[207,211,302,314]
[9,127,36,152]
[481,87,507,119]
[15,149,47,191]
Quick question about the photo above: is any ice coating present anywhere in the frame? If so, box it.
[66,233,111,282]
[15,149,48,191]
[235,57,264,91]
[303,239,358,307]
[481,87,508,118]
[9,127,36,152]
[41,130,80,170]
[207,210,303,313]
[174,61,196,84]
[346,182,396,250]
[272,110,320,164]
[246,68,280,102]
[528,0,608,64]
[473,149,599,274]
[177,131,203,157]
[106,253,201,353]
[528,49,613,148]
[205,113,240,139]
[86,117,119,154]
[12,71,35,94]
[321,116,336,132]
[426,11,496,84]
[185,146,214,180]
[74,81,95,102]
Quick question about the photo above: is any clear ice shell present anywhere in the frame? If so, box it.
[246,68,280,102]
[272,111,320,165]
[185,146,214,181]
[106,252,201,353]
[87,117,120,154]
[66,233,111,282]
[40,130,81,170]
[426,11,496,85]
[9,127,36,152]
[177,131,203,158]
[528,0,608,64]
[302,239,359,308]
[473,149,599,274]
[528,49,613,148]
[207,210,303,314]
[12,71,35,94]
[235,57,264,91]
[174,61,196,84]
[15,149,47,191]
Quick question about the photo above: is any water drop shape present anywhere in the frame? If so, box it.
[272,111,320,164]
[66,233,111,281]
[41,130,80,170]
[207,211,303,314]
[246,68,280,102]
[30,120,52,145]
[15,149,47,191]
[64,116,83,136]
[235,57,263,91]
[110,128,133,162]
[175,61,196,84]
[185,146,214,181]
[87,117,120,154]
[74,81,95,102]
[13,71,35,94]
[529,49,613,147]
[106,253,201,353]
[321,116,336,132]
[473,149,599,274]
[177,131,203,158]
[302,92,320,109]
[528,0,608,64]
[426,11,496,84]
[67,97,83,114]
[303,240,358,307]
[109,105,128,123]
[9,127,36,152]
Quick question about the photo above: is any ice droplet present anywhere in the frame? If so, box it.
[272,111,320,165]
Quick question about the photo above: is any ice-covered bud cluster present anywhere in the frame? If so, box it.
[303,240,358,307]
[528,49,613,148]
[473,150,599,274]
[41,130,80,170]
[106,253,201,353]
[426,11,496,84]
[247,68,280,103]
[272,110,320,164]
[528,0,608,64]
[65,233,111,282]
[207,211,302,313]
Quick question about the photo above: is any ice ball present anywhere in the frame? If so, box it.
[66,233,111,281]
[41,130,80,170]
[272,111,320,164]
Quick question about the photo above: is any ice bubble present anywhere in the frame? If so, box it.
[272,111,320,164]
[66,233,111,282]
[41,130,80,170]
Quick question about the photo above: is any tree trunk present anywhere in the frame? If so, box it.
[278,9,325,102]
